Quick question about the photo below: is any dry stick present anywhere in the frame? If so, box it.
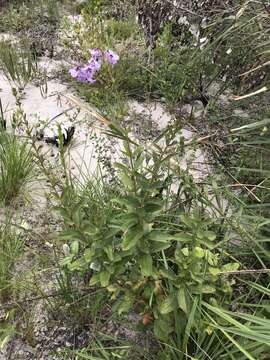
[221,183,270,191]
[62,93,110,126]
[239,60,270,77]
[184,132,218,146]
[47,106,75,127]
[250,178,269,194]
[218,269,270,276]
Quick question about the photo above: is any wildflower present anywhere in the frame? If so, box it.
[69,66,80,78]
[89,48,102,60]
[78,65,96,83]
[69,48,119,83]
[104,49,119,65]
[69,63,97,83]
[88,56,102,72]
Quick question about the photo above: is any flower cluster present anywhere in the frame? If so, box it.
[69,49,119,84]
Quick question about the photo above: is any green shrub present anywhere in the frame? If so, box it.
[53,125,239,356]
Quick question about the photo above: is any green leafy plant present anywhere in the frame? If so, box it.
[55,125,239,358]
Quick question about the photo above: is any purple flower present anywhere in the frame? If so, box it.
[69,66,80,78]
[69,64,95,83]
[88,57,102,72]
[104,49,119,65]
[76,68,88,82]
[89,48,102,60]
[69,48,119,84]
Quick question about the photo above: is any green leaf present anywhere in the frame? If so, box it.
[104,246,114,261]
[209,267,221,275]
[151,241,171,252]
[160,268,177,281]
[57,230,81,241]
[204,231,216,241]
[60,255,73,267]
[89,274,100,285]
[84,248,94,262]
[177,287,188,314]
[0,335,12,350]
[139,254,153,277]
[173,233,193,242]
[70,240,79,255]
[182,297,199,353]
[143,200,163,213]
[181,247,189,256]
[73,208,82,226]
[194,246,205,258]
[159,295,176,315]
[154,316,173,341]
[143,221,153,234]
[221,263,240,272]
[148,231,173,243]
[113,162,129,172]
[68,259,83,271]
[201,285,216,294]
[205,250,218,266]
[122,226,144,251]
[100,270,111,287]
[117,294,134,315]
[111,196,141,209]
[120,172,133,189]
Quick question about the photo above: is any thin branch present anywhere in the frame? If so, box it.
[219,269,270,276]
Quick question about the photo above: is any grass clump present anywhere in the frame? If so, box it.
[0,132,35,205]
[0,41,38,90]
[0,222,23,302]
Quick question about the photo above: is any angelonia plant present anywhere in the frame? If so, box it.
[57,125,239,343]
[69,48,119,84]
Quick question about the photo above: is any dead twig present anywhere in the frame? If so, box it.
[219,269,270,276]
